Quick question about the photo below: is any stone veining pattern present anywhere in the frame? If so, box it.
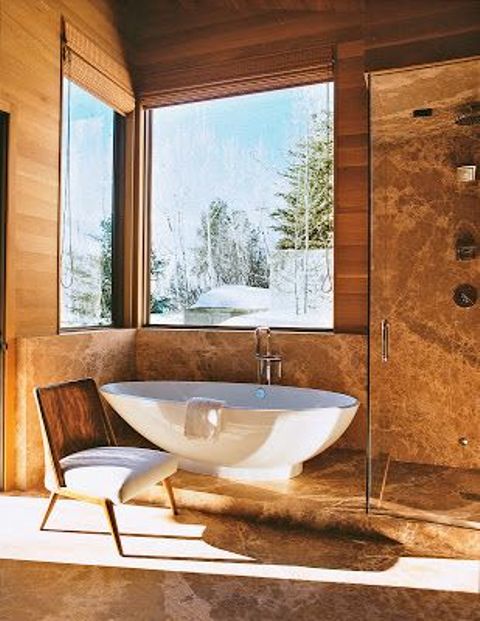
[370,59,480,469]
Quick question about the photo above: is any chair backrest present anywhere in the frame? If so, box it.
[35,378,116,487]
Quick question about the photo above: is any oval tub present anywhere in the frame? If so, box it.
[101,381,359,480]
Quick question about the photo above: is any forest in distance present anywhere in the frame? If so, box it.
[149,104,334,328]
[61,82,334,329]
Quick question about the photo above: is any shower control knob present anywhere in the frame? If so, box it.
[453,284,477,308]
[459,437,469,447]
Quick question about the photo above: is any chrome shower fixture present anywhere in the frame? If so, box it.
[455,102,480,126]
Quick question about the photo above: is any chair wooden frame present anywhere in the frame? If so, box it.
[35,378,178,556]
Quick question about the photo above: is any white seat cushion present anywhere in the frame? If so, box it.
[49,446,178,504]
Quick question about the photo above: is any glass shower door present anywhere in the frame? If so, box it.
[368,59,480,528]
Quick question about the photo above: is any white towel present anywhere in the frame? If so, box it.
[184,397,225,440]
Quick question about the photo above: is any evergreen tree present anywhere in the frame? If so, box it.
[271,110,333,250]
[169,259,200,310]
[64,216,112,324]
[67,255,103,323]
[246,226,269,288]
[150,249,172,313]
[97,216,171,316]
[98,216,113,321]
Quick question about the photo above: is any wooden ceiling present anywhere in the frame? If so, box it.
[113,0,480,102]
[113,0,363,100]
[117,0,363,41]
[109,0,479,336]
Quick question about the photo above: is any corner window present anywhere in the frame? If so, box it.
[148,82,333,329]
[60,79,122,329]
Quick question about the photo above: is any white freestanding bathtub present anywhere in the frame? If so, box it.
[101,381,359,480]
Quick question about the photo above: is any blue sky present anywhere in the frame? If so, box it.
[157,86,320,160]
[63,79,333,257]
[151,81,333,251]
[67,80,114,126]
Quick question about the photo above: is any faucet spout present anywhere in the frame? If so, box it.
[254,327,282,385]
[255,326,271,357]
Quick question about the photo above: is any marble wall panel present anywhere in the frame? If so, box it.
[15,329,140,490]
[135,328,368,451]
[370,59,480,469]
[14,327,367,489]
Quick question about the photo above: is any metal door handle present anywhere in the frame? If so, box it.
[381,320,389,363]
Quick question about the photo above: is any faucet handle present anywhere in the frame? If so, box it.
[254,326,271,356]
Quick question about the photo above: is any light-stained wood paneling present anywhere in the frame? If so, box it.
[334,41,368,333]
[0,0,130,339]
[365,0,480,71]
[0,0,132,488]
[116,0,479,333]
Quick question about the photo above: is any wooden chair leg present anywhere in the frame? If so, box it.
[101,500,124,556]
[40,492,59,531]
[163,477,178,515]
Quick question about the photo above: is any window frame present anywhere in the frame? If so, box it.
[58,79,126,332]
[143,80,335,333]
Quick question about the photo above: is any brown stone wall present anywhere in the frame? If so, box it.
[136,329,368,453]
[15,329,138,489]
[370,59,480,469]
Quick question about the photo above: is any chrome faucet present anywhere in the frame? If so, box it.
[254,326,282,385]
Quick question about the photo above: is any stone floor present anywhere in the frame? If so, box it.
[0,495,479,621]
[137,448,480,557]
[1,450,479,619]
[370,452,480,525]
[167,448,480,525]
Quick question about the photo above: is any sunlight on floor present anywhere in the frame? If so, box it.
[0,495,478,594]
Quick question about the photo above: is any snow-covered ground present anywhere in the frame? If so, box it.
[219,307,332,329]
[192,285,270,311]
[151,284,333,329]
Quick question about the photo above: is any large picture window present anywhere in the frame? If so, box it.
[149,82,333,329]
[60,79,120,328]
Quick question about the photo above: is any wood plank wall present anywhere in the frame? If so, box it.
[2,0,478,338]
[0,0,129,339]
[365,0,480,72]
[0,0,131,488]
[117,0,480,333]
[334,41,368,333]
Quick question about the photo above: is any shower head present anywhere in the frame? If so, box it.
[455,102,480,126]
[455,115,480,126]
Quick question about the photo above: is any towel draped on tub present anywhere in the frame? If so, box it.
[184,397,225,440]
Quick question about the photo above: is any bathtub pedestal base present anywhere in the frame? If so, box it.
[178,459,303,481]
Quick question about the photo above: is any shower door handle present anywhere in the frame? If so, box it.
[381,319,390,363]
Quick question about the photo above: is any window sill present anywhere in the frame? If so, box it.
[142,323,335,335]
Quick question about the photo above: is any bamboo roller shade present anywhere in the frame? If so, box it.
[62,20,135,115]
[140,44,334,107]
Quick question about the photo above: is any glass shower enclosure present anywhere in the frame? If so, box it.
[368,58,480,529]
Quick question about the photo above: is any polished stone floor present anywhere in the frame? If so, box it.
[370,452,480,525]
[1,450,479,620]
[135,448,480,558]
[165,448,480,529]
[0,495,479,621]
